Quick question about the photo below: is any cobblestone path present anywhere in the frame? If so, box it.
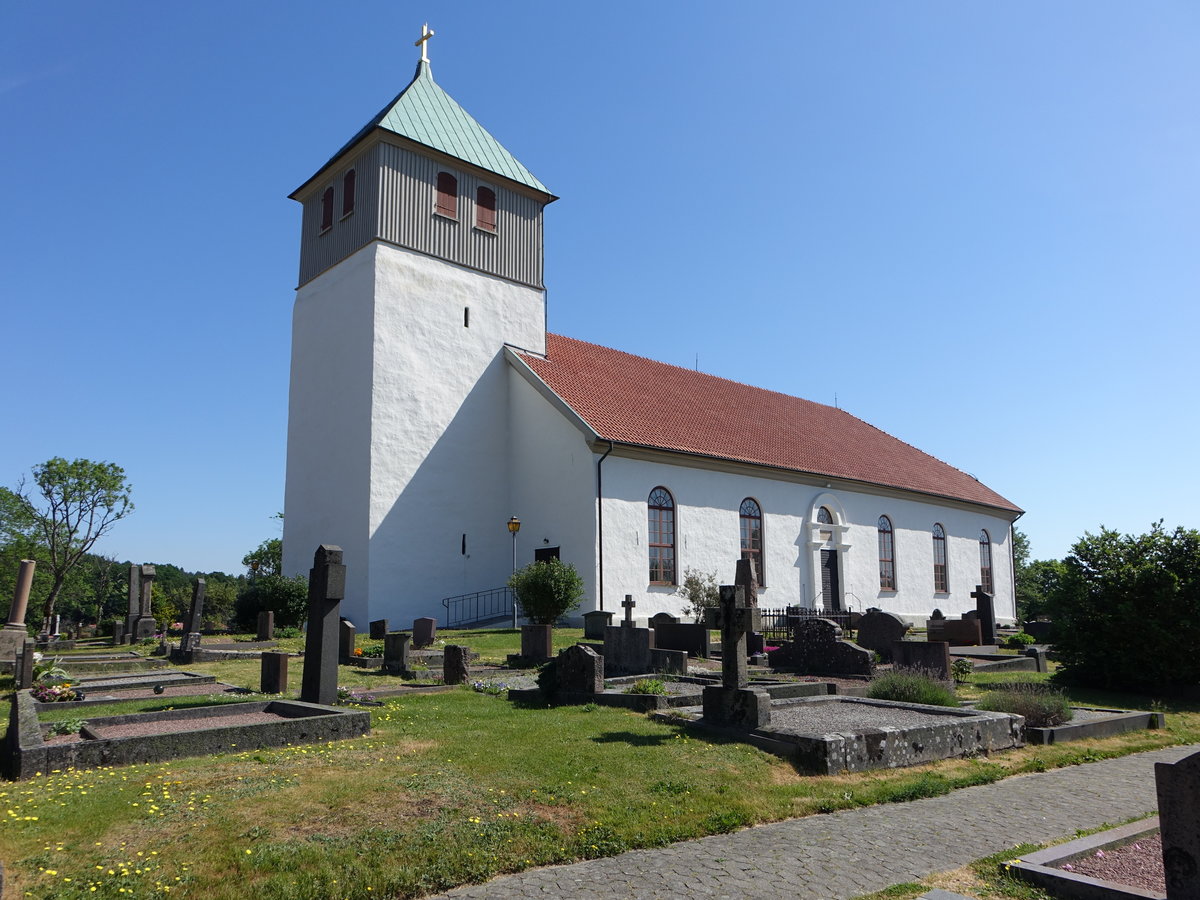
[427,743,1194,899]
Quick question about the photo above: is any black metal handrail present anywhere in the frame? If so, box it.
[441,586,517,628]
[760,605,853,643]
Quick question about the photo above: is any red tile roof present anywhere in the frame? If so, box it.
[517,334,1021,514]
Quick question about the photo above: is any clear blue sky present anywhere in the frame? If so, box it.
[2,2,1197,575]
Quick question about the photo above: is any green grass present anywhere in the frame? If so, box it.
[3,655,1199,899]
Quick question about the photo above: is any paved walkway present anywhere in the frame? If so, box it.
[428,743,1194,900]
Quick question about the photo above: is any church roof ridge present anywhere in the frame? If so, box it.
[307,60,552,197]
[519,333,1022,514]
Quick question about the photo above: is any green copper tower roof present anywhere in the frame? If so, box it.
[314,60,551,197]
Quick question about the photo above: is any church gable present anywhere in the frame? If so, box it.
[515,334,1020,514]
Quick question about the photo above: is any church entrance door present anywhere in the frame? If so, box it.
[820,549,841,612]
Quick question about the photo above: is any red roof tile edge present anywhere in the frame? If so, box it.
[515,334,1021,515]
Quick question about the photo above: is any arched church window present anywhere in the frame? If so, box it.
[979,529,994,594]
[435,171,458,219]
[342,169,356,218]
[648,487,676,585]
[878,515,896,590]
[817,506,833,525]
[739,498,764,586]
[320,186,334,232]
[476,186,497,232]
[932,523,948,593]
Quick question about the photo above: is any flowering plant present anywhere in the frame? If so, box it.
[31,682,80,703]
[471,680,509,696]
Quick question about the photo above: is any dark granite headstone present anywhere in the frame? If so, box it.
[300,545,345,705]
[892,640,952,680]
[943,618,982,646]
[649,647,687,675]
[383,632,411,675]
[734,558,759,608]
[520,624,552,662]
[256,610,275,641]
[1022,621,1054,642]
[747,632,765,655]
[260,651,289,694]
[768,618,873,677]
[1024,646,1048,673]
[339,619,356,661]
[112,618,126,647]
[443,645,470,685]
[653,622,712,658]
[369,619,389,640]
[582,610,613,640]
[604,624,654,676]
[926,614,946,642]
[413,617,436,648]
[971,586,997,645]
[856,610,911,661]
[649,612,679,627]
[557,644,603,694]
[126,564,140,635]
[1156,747,1200,899]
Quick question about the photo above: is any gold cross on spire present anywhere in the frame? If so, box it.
[414,23,435,62]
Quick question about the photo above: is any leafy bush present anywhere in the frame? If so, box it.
[624,678,666,695]
[867,668,957,707]
[48,718,87,736]
[358,642,384,658]
[951,658,974,684]
[234,573,309,630]
[675,568,719,622]
[975,683,1073,728]
[1004,632,1036,650]
[1048,522,1200,691]
[508,558,585,625]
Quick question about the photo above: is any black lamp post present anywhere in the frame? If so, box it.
[507,516,521,627]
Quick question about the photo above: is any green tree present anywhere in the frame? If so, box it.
[508,558,585,625]
[1012,527,1067,622]
[1048,522,1200,691]
[242,538,282,577]
[1,458,133,627]
[675,568,719,622]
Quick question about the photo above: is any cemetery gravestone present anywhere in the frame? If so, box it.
[621,595,636,627]
[112,618,126,647]
[582,610,613,639]
[734,558,759,607]
[181,578,205,652]
[971,585,997,646]
[412,617,436,648]
[856,610,910,662]
[520,624,553,662]
[603,622,654,676]
[768,618,873,677]
[702,584,770,728]
[1156,747,1200,900]
[1024,646,1048,673]
[300,545,345,705]
[134,565,157,640]
[443,645,470,685]
[369,619,389,640]
[892,640,952,681]
[1,559,35,662]
[18,639,35,689]
[557,644,604,694]
[256,610,275,641]
[126,565,141,635]
[942,618,982,646]
[927,608,946,642]
[261,651,289,694]
[339,620,357,662]
[383,632,412,675]
[649,612,679,628]
[653,622,712,658]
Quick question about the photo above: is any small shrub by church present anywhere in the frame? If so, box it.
[508,558,585,625]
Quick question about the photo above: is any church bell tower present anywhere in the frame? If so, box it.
[282,27,556,625]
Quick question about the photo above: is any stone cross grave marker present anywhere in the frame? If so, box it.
[622,594,636,627]
[705,585,761,690]
[970,585,997,645]
[300,545,345,705]
[181,577,205,652]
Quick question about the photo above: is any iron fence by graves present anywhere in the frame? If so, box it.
[759,606,853,644]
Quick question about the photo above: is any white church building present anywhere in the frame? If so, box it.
[282,45,1022,629]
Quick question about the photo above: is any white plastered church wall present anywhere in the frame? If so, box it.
[282,244,377,623]
[506,367,598,612]
[285,241,547,625]
[595,452,1015,623]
